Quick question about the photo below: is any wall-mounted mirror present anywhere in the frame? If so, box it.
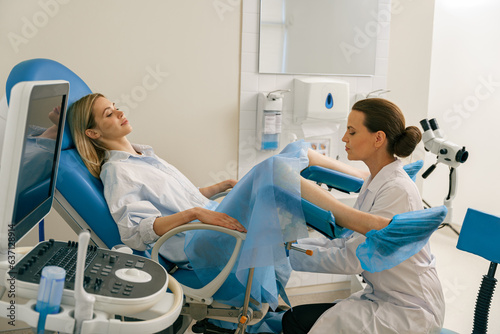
[259,0,380,76]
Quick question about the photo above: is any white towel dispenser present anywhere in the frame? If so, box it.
[293,78,349,123]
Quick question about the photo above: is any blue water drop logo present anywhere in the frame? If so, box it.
[325,93,333,109]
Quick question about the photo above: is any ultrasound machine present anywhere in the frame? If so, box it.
[0,80,182,333]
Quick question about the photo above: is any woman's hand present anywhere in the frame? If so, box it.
[193,207,247,232]
[153,206,246,237]
[199,179,238,199]
[224,179,238,189]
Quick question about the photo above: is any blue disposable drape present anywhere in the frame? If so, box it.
[184,141,311,310]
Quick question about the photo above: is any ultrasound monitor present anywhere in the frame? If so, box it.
[0,80,68,257]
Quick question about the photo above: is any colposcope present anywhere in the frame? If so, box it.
[420,118,469,235]
[420,118,468,171]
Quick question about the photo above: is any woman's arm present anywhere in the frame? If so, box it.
[152,206,247,236]
[300,178,389,235]
[291,235,364,275]
[307,149,369,180]
[199,179,238,199]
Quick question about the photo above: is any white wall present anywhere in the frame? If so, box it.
[388,1,500,332]
[390,0,500,226]
[0,0,242,243]
[386,0,435,193]
[387,0,500,222]
[426,4,500,328]
[424,0,500,224]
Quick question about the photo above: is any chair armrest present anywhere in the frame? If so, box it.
[301,198,343,239]
[150,223,246,305]
[300,166,363,193]
[209,190,231,201]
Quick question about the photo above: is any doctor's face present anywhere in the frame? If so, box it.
[87,97,132,141]
[342,110,378,162]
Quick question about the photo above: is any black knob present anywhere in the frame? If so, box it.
[456,147,469,163]
[422,164,437,179]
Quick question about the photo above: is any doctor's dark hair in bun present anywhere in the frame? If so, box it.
[352,98,422,158]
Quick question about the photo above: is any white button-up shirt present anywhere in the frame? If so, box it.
[100,144,211,255]
[290,159,445,333]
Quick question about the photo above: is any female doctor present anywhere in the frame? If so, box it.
[282,98,445,333]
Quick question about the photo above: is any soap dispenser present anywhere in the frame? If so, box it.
[255,90,289,151]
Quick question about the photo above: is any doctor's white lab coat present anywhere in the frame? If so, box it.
[289,159,445,333]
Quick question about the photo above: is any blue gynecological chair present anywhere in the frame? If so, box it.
[3,58,436,333]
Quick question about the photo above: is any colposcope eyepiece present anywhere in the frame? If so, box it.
[428,118,445,138]
[420,119,431,132]
[429,118,439,131]
[420,119,435,152]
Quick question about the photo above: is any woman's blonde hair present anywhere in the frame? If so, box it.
[68,93,107,178]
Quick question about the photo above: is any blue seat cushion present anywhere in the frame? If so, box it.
[457,208,500,264]
[56,148,123,248]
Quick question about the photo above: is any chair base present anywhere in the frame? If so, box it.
[192,319,235,334]
[190,318,275,334]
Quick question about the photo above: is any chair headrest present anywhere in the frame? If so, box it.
[5,58,92,150]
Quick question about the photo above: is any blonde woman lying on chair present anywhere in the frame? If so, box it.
[68,94,440,333]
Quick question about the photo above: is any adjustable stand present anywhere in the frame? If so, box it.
[439,167,460,236]
[422,165,460,236]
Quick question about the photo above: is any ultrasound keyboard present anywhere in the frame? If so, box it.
[9,239,169,315]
